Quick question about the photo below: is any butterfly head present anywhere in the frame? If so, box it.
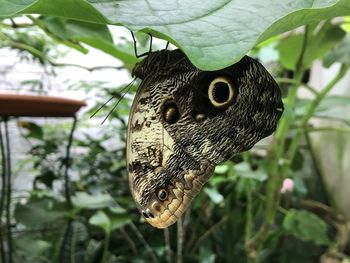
[132,50,174,80]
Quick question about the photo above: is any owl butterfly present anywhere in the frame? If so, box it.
[127,48,283,228]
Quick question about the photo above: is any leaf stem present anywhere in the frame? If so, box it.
[244,180,253,248]
[275,77,318,95]
[307,127,350,133]
[129,222,159,263]
[246,25,309,260]
[164,228,173,263]
[101,231,110,263]
[177,217,184,263]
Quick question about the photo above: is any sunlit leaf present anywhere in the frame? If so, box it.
[204,187,224,204]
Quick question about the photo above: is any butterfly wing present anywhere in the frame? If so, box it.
[127,50,283,228]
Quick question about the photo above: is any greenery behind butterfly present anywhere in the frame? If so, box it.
[1,3,350,263]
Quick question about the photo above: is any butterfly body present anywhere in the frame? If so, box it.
[127,49,283,228]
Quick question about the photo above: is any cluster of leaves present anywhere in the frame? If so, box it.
[1,1,350,263]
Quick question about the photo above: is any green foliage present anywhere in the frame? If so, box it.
[72,193,114,210]
[14,196,69,228]
[15,237,52,262]
[1,0,350,70]
[277,22,346,70]
[324,34,350,67]
[89,210,131,233]
[283,209,331,245]
[58,221,90,263]
[297,95,350,124]
[37,16,139,67]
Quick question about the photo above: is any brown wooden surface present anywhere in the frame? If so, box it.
[0,93,86,117]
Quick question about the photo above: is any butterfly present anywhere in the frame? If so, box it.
[126,48,283,228]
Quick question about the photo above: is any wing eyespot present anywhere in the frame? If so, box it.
[157,189,168,201]
[208,77,236,109]
[161,100,180,124]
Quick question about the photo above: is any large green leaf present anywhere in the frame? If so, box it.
[1,0,350,70]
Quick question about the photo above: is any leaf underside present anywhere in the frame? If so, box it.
[1,0,350,70]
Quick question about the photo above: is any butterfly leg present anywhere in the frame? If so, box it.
[165,41,170,50]
[131,31,152,58]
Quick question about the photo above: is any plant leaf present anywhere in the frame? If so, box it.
[277,22,345,70]
[297,96,350,124]
[15,237,51,258]
[14,198,69,228]
[0,0,350,70]
[17,121,43,140]
[234,162,267,181]
[204,187,224,204]
[283,209,330,245]
[72,192,114,209]
[109,213,131,231]
[89,210,111,233]
[324,34,350,67]
[39,16,138,66]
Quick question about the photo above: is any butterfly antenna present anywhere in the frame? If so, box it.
[165,41,170,50]
[90,78,136,119]
[100,78,136,125]
[90,95,115,118]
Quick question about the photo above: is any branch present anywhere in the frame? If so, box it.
[191,215,228,252]
[129,223,159,263]
[307,127,350,133]
[164,228,172,263]
[3,37,125,72]
[275,77,318,95]
[120,227,138,256]
[177,217,184,263]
